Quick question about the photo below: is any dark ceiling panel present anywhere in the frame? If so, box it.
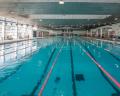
[14,2,120,15]
[1,2,119,26]
[34,19,101,26]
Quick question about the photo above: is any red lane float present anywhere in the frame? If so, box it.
[38,44,64,96]
[82,48,120,88]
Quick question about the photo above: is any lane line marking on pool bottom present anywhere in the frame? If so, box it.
[38,44,64,96]
[70,41,77,96]
[80,46,120,89]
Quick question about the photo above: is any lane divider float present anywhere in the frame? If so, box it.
[77,42,120,91]
[38,44,64,96]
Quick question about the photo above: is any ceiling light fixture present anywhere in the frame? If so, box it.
[114,18,118,21]
[40,19,42,21]
[59,0,64,4]
[9,11,15,14]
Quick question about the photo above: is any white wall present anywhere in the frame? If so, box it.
[111,23,120,36]
[51,30,86,35]
[90,23,120,37]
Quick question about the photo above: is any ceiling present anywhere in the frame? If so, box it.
[0,0,120,29]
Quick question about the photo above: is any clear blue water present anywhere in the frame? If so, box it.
[0,37,120,96]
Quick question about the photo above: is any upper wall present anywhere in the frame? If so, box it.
[90,23,120,36]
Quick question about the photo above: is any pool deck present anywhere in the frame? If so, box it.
[84,37,120,45]
[0,37,44,45]
[96,38,120,44]
[0,39,33,45]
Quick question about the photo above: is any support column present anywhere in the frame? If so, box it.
[42,32,43,37]
[2,20,5,41]
[100,28,103,38]
[91,30,93,37]
[86,30,88,37]
[4,19,6,40]
[17,22,18,40]
[56,32,57,37]
[100,41,103,48]
[96,29,98,37]
[108,31,110,38]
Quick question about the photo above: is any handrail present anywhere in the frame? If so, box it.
[38,43,64,96]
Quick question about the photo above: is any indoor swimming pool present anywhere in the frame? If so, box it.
[0,37,120,96]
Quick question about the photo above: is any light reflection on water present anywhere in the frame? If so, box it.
[0,38,56,80]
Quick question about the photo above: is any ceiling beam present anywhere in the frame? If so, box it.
[0,0,120,3]
[30,14,111,19]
